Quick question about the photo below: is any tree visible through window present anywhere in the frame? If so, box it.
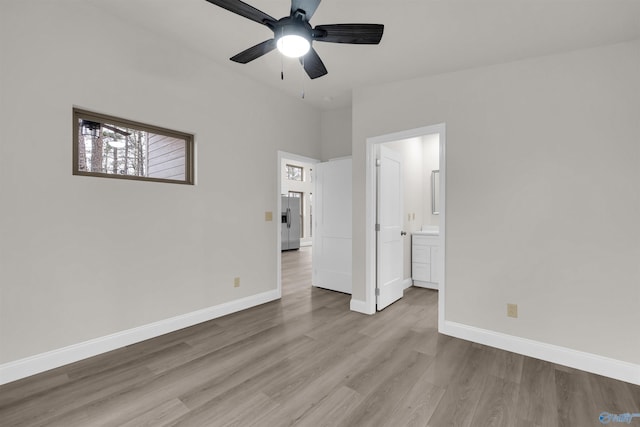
[286,164,303,181]
[73,108,194,184]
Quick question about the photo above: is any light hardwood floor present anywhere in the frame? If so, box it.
[1,246,638,426]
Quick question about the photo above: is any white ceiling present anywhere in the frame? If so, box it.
[90,0,640,110]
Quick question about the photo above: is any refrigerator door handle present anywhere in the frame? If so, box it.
[287,208,291,228]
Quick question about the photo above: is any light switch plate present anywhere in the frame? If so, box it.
[265,211,273,221]
[507,303,518,318]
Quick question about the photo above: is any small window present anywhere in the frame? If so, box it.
[286,164,303,181]
[73,108,194,184]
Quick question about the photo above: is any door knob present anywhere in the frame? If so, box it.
[401,231,407,236]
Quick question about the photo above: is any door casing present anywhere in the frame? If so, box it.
[359,124,446,329]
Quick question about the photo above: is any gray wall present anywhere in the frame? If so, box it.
[320,107,352,160]
[0,1,320,364]
[352,40,640,364]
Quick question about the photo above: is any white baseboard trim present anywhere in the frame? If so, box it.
[440,320,640,386]
[0,289,280,386]
[402,278,413,290]
[413,280,438,290]
[350,298,374,315]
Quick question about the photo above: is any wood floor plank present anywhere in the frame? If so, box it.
[426,345,495,427]
[421,334,473,387]
[470,374,519,427]
[0,372,70,409]
[340,351,434,426]
[554,368,597,427]
[385,372,446,427]
[256,353,369,425]
[169,391,279,427]
[293,385,363,427]
[0,360,153,427]
[0,246,638,426]
[119,398,190,427]
[585,372,639,415]
[177,337,318,410]
[515,357,559,427]
[489,347,525,384]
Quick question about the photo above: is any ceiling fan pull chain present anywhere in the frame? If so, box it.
[281,28,285,80]
[301,56,305,98]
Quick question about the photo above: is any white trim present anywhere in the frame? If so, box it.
[402,278,413,290]
[440,320,640,386]
[0,290,280,386]
[350,298,374,315]
[436,125,446,331]
[413,280,438,290]
[364,124,446,315]
[328,155,353,161]
[364,141,377,314]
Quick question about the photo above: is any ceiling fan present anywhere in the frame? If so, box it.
[204,0,384,79]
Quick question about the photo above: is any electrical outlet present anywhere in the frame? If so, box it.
[507,303,518,318]
[234,277,240,287]
[265,211,273,221]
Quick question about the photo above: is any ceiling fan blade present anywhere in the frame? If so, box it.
[313,24,384,44]
[204,0,276,26]
[230,39,277,63]
[300,47,327,79]
[291,0,321,20]
[102,124,131,137]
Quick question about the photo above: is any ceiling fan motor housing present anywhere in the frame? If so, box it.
[273,14,312,43]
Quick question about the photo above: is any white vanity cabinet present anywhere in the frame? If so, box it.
[412,233,439,289]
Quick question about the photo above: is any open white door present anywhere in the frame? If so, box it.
[376,145,404,310]
[313,158,352,294]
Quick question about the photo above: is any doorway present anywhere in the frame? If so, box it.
[362,124,446,324]
[276,151,319,298]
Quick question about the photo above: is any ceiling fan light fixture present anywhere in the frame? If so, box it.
[276,34,310,58]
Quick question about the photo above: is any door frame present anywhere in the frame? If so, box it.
[276,151,320,298]
[363,124,446,327]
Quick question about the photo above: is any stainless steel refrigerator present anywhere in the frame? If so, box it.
[281,195,301,251]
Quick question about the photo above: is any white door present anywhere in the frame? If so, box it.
[377,145,404,310]
[313,158,352,294]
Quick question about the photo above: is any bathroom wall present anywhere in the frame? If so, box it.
[384,135,440,281]
[422,134,440,226]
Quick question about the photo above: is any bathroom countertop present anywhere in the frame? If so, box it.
[413,226,439,236]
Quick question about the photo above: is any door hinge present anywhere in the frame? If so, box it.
[375,288,380,296]
[375,223,380,231]
[375,159,381,167]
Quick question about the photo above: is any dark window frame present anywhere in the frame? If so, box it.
[72,108,195,185]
